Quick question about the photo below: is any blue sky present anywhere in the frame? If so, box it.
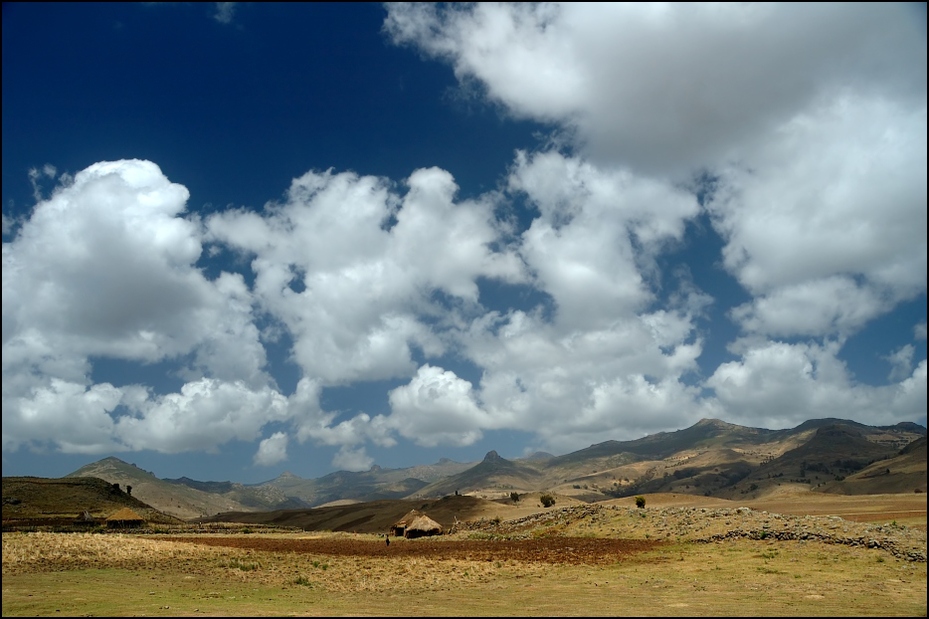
[2,3,926,484]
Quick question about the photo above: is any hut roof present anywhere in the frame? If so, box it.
[393,509,422,527]
[406,514,443,535]
[107,507,144,522]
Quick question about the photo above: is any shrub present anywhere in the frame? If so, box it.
[635,496,646,509]
[510,492,520,504]
[539,493,556,508]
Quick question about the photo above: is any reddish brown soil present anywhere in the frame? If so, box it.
[169,535,663,565]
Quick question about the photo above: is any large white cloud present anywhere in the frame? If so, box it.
[207,166,524,386]
[509,150,700,329]
[2,160,269,384]
[387,364,491,447]
[385,3,925,176]
[382,1,927,447]
[385,3,926,339]
[707,340,927,430]
[710,96,927,337]
[2,160,285,455]
[4,4,926,467]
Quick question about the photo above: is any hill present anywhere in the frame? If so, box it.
[65,457,287,520]
[2,476,184,529]
[409,450,545,499]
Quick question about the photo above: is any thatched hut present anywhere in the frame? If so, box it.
[389,509,421,537]
[390,509,443,538]
[405,514,443,538]
[106,507,145,529]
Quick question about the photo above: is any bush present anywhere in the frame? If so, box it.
[510,492,520,504]
[635,495,646,509]
[539,493,556,508]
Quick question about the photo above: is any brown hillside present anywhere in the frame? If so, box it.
[2,476,184,529]
[203,491,585,534]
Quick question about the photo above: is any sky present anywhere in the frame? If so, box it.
[2,3,926,484]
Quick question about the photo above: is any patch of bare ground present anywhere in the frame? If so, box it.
[168,534,662,565]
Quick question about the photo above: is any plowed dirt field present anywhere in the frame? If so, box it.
[170,535,662,565]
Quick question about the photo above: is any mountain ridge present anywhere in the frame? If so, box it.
[57,417,926,520]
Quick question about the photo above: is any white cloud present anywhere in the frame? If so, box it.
[509,150,699,329]
[254,432,289,466]
[709,95,927,337]
[385,3,925,176]
[2,160,280,455]
[332,445,374,472]
[3,160,263,372]
[287,377,397,452]
[387,364,491,447]
[707,340,927,429]
[386,3,926,343]
[885,345,916,383]
[115,378,289,454]
[4,5,925,474]
[213,2,236,24]
[1,378,124,454]
[28,164,58,202]
[207,166,524,387]
[728,276,895,339]
[459,305,709,453]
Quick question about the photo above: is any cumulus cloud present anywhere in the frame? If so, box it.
[385,3,925,176]
[386,3,926,340]
[254,432,289,466]
[2,160,282,455]
[709,96,927,338]
[3,4,926,468]
[509,150,700,329]
[207,166,524,387]
[384,2,926,443]
[456,305,709,453]
[332,445,374,472]
[387,365,490,447]
[707,340,927,429]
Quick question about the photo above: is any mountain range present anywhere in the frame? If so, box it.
[64,417,927,521]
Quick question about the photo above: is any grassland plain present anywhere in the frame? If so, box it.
[2,492,926,617]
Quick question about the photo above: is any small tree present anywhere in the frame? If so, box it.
[635,495,646,509]
[510,491,520,504]
[126,485,132,496]
[539,493,556,508]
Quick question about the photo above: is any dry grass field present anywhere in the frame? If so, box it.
[3,490,926,617]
